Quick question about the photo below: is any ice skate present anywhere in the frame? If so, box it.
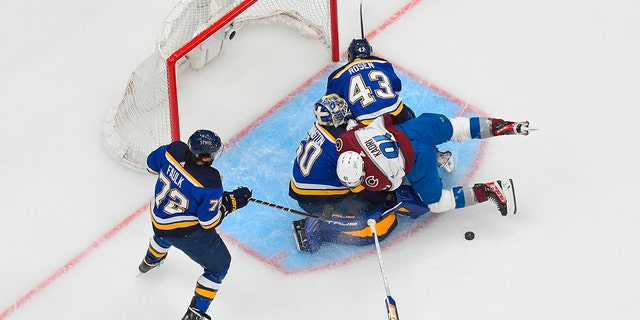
[491,120,532,136]
[181,306,211,320]
[138,254,167,274]
[437,150,454,172]
[292,218,322,252]
[473,179,517,216]
[292,219,309,252]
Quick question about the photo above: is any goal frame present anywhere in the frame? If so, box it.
[103,0,340,172]
[167,0,339,141]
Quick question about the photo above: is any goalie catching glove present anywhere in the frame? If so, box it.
[221,186,252,215]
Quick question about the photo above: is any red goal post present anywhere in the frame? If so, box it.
[103,0,339,172]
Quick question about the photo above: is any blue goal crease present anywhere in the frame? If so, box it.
[214,70,482,273]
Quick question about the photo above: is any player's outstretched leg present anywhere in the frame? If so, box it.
[427,179,517,215]
[449,117,532,142]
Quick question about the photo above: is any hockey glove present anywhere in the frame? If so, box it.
[221,186,252,215]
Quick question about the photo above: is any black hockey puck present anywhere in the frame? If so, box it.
[465,231,475,240]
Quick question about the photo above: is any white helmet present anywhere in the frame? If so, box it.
[336,151,365,187]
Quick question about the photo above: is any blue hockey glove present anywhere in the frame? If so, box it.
[222,186,252,214]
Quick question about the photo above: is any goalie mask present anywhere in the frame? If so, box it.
[314,94,351,127]
[336,151,365,188]
[188,129,223,161]
[347,38,372,62]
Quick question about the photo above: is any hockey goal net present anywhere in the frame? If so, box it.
[103,0,338,172]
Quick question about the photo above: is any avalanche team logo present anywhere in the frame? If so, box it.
[364,175,380,188]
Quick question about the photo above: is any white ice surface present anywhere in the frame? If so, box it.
[1,0,639,319]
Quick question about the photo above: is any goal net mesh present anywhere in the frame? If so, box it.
[103,0,335,172]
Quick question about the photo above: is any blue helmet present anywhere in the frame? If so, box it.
[314,94,351,127]
[188,129,223,159]
[347,38,372,62]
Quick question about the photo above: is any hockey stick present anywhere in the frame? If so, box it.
[359,2,365,38]
[249,198,333,221]
[367,219,399,320]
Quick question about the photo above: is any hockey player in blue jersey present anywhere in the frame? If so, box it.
[138,129,252,320]
[327,37,455,172]
[289,94,429,252]
[325,38,416,124]
[289,94,389,216]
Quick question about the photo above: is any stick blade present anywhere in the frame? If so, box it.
[320,204,334,220]
[386,296,399,320]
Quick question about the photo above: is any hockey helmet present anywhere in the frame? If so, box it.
[336,151,365,187]
[313,94,352,127]
[347,38,372,62]
[188,129,223,160]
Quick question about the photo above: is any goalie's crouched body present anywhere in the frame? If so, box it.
[289,94,430,252]
[293,185,430,253]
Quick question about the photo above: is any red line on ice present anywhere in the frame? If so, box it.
[0,205,148,320]
[0,1,425,318]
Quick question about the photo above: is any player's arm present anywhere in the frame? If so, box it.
[146,145,168,175]
[198,188,226,229]
[198,186,252,229]
[220,186,252,215]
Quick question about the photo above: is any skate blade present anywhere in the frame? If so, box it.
[501,179,517,215]
[518,122,538,135]
[292,220,307,252]
[437,151,455,173]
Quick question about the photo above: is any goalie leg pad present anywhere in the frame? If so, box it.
[319,205,398,246]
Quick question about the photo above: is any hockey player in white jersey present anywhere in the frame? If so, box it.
[336,113,533,216]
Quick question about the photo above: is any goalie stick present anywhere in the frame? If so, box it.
[249,198,334,221]
[368,219,400,320]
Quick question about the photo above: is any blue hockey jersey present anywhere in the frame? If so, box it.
[147,141,226,237]
[326,56,406,123]
[289,122,357,204]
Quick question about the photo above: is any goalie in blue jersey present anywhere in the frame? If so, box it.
[289,39,457,253]
[289,94,429,253]
[137,129,252,320]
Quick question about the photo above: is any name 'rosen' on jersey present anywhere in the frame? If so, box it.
[347,61,375,74]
